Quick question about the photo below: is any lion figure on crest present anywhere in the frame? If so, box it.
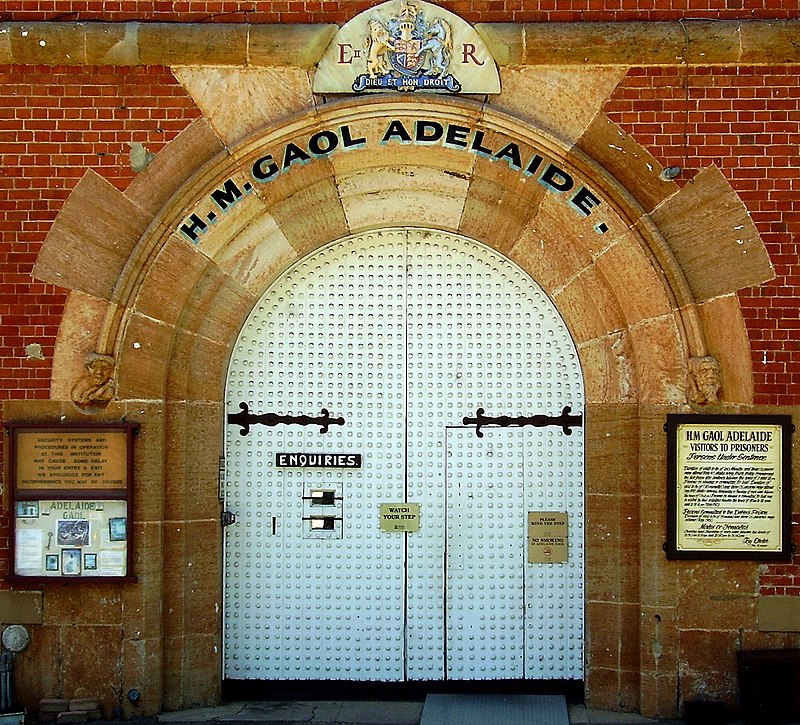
[365,19,393,77]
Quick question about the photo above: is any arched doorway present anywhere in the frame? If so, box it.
[31,90,769,715]
[223,228,585,683]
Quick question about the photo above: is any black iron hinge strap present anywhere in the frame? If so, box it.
[227,402,345,436]
[462,406,582,438]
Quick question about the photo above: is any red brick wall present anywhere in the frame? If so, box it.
[0,66,200,575]
[759,514,800,596]
[4,65,798,408]
[0,0,795,23]
[0,66,200,405]
[603,66,800,407]
[603,67,800,596]
[5,65,798,407]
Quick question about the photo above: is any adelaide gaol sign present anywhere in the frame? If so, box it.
[313,0,501,94]
[7,422,138,581]
[665,414,793,561]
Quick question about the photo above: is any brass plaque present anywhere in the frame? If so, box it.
[528,511,568,563]
[15,430,128,491]
[380,503,420,533]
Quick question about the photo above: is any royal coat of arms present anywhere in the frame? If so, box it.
[352,1,462,93]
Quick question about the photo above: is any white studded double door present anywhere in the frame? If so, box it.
[224,229,584,682]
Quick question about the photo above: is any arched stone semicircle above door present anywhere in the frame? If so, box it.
[35,94,773,409]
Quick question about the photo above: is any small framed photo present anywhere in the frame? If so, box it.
[83,553,97,571]
[57,519,90,547]
[16,501,39,518]
[45,554,59,572]
[109,517,127,542]
[61,548,81,575]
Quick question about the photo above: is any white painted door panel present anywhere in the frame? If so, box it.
[446,428,526,680]
[224,231,408,680]
[523,423,585,679]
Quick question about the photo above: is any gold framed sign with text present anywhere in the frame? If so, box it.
[527,511,568,564]
[665,414,793,561]
[6,422,138,581]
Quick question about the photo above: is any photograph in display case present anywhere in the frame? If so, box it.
[57,519,90,547]
[16,502,39,518]
[108,517,127,542]
[61,549,81,575]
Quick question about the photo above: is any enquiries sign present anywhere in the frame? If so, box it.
[665,414,793,560]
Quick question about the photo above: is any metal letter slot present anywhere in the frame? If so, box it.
[309,490,336,505]
[309,516,336,530]
[302,488,343,539]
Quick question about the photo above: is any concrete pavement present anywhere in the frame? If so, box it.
[154,700,690,725]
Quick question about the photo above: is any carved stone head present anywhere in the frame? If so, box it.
[71,352,118,412]
[687,355,721,405]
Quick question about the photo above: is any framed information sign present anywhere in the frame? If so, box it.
[665,414,792,561]
[6,422,138,581]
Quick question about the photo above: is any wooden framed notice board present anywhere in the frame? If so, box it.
[6,422,138,581]
[665,414,793,561]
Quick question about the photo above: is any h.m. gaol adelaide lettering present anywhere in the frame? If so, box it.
[179,119,609,243]
[684,427,774,461]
